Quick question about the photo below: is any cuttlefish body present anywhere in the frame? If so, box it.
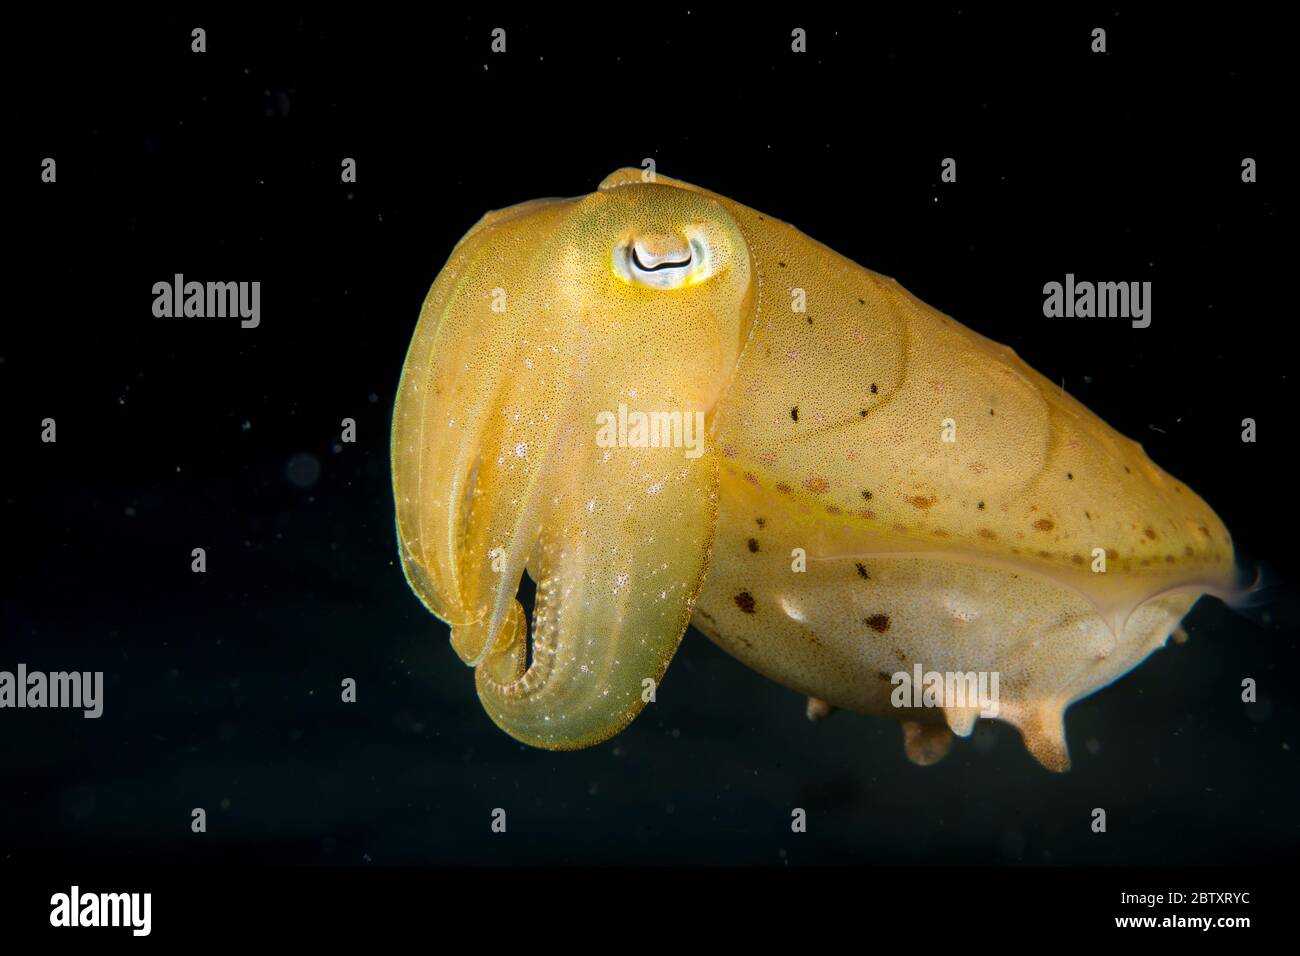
[391,169,1238,770]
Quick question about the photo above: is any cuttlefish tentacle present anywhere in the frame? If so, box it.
[393,169,1241,768]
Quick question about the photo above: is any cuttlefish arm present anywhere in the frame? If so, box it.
[391,175,752,747]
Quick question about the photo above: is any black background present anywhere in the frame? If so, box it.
[3,7,1294,883]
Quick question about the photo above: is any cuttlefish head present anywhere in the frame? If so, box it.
[391,171,754,748]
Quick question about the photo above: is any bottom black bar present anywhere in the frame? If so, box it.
[0,865,1280,941]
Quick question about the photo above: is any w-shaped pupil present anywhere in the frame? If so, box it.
[632,248,692,272]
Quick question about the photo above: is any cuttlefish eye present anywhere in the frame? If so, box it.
[613,228,714,288]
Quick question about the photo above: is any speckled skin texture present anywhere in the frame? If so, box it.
[391,169,1238,769]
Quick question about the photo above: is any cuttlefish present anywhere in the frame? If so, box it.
[391,169,1239,771]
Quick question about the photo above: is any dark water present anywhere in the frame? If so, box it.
[4,10,1294,868]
